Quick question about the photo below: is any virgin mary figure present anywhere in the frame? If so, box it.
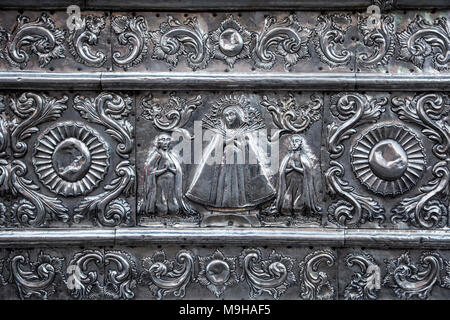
[141,133,194,216]
[186,96,275,210]
[275,134,322,216]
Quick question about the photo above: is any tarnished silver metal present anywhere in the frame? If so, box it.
[0,1,449,300]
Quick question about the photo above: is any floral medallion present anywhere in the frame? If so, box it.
[350,124,426,196]
[208,15,252,68]
[197,250,238,298]
[33,121,109,196]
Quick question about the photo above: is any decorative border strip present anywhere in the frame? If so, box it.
[4,246,450,300]
[0,0,449,10]
[0,228,449,248]
[0,72,449,91]
[0,10,448,72]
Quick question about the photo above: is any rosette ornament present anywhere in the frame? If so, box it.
[350,124,426,196]
[33,122,109,197]
[208,15,252,68]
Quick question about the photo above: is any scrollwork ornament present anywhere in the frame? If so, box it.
[372,0,394,12]
[239,248,296,299]
[67,250,137,300]
[261,93,322,141]
[74,161,135,226]
[357,14,395,68]
[9,251,64,300]
[252,14,311,71]
[112,15,149,69]
[104,251,137,300]
[313,13,352,68]
[391,93,450,229]
[0,96,9,157]
[383,251,450,299]
[141,92,202,139]
[298,249,336,300]
[397,15,450,71]
[0,159,8,196]
[10,92,68,158]
[326,93,387,227]
[344,252,381,300]
[67,250,103,299]
[391,93,450,161]
[0,13,65,68]
[0,257,6,287]
[150,15,210,70]
[74,92,134,159]
[139,250,195,300]
[10,160,69,227]
[67,15,107,67]
[391,169,448,229]
[0,201,7,226]
[197,250,238,298]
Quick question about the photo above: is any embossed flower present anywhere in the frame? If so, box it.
[208,15,253,68]
[197,250,238,298]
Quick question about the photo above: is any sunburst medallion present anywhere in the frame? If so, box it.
[33,122,109,196]
[350,124,426,196]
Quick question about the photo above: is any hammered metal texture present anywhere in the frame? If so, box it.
[0,0,449,300]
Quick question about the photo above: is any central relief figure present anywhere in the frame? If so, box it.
[186,95,275,211]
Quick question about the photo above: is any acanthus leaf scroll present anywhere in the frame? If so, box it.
[10,92,68,158]
[66,250,137,300]
[261,93,322,141]
[72,92,135,227]
[139,250,195,300]
[150,15,210,71]
[6,93,70,227]
[239,248,296,299]
[357,13,395,69]
[9,251,64,300]
[112,15,150,70]
[344,252,381,300]
[383,251,450,299]
[298,249,336,300]
[0,13,65,68]
[67,14,107,68]
[74,160,134,226]
[391,93,450,229]
[313,13,353,68]
[73,92,134,159]
[326,93,387,227]
[10,160,69,226]
[252,14,311,71]
[141,92,202,140]
[104,250,137,300]
[397,15,450,71]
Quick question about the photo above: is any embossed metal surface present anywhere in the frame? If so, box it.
[0,0,449,300]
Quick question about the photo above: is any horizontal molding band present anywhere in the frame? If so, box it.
[0,72,449,91]
[0,0,449,10]
[0,228,449,248]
